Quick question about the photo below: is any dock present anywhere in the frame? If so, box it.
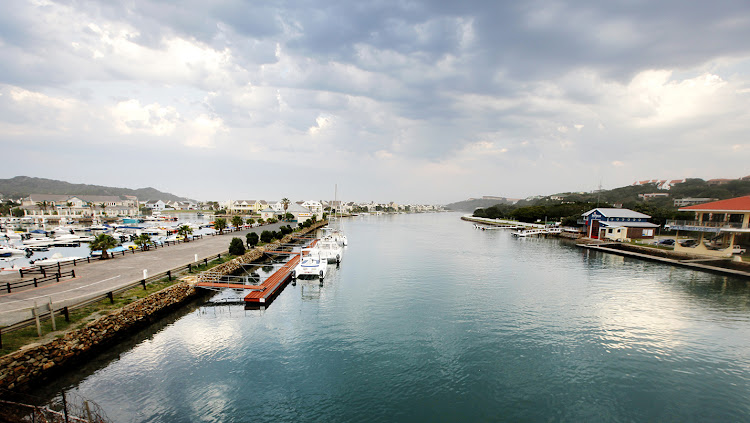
[195,238,320,306]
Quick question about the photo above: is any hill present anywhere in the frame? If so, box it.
[444,197,516,212]
[0,176,193,202]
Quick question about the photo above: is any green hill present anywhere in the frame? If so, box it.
[0,176,193,202]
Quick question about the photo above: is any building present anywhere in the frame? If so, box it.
[638,193,669,200]
[285,202,314,222]
[581,208,659,240]
[673,198,718,207]
[666,195,750,257]
[21,194,139,217]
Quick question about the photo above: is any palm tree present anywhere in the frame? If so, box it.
[231,215,244,230]
[214,218,227,234]
[99,203,107,218]
[36,201,49,216]
[87,202,96,217]
[66,202,73,217]
[177,224,193,242]
[281,198,290,220]
[134,233,152,250]
[90,234,118,259]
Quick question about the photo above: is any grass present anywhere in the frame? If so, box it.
[0,256,233,356]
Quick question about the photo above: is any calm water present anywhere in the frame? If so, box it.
[35,213,750,422]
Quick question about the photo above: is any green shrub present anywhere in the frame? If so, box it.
[229,237,246,255]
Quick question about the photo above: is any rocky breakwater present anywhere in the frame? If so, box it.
[0,282,198,392]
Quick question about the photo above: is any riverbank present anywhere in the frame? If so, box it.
[0,220,328,392]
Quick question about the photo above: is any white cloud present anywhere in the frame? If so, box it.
[112,99,179,136]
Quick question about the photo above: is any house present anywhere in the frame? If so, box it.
[259,208,276,221]
[21,194,139,217]
[638,193,669,200]
[666,195,750,257]
[143,200,166,211]
[286,202,314,222]
[673,198,718,207]
[581,208,659,240]
[301,200,323,218]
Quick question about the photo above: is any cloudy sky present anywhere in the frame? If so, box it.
[1,0,749,203]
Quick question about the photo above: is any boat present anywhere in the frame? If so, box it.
[0,246,27,257]
[316,236,343,264]
[33,253,84,266]
[292,249,328,279]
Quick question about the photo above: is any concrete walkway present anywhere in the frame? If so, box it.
[0,223,288,327]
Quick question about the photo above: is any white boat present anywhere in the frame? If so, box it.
[293,249,328,279]
[2,230,22,240]
[33,253,84,266]
[316,236,343,264]
[22,236,56,246]
[0,246,27,257]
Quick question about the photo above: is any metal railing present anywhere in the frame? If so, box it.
[4,270,76,293]
[665,220,745,229]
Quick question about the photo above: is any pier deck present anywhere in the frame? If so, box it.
[244,254,301,305]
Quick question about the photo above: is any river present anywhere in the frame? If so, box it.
[32,212,750,422]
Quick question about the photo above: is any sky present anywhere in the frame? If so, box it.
[1,0,749,204]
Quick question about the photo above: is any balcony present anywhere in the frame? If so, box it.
[665,220,745,232]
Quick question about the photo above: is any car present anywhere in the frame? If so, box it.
[658,239,675,246]
[732,245,746,255]
[680,239,699,247]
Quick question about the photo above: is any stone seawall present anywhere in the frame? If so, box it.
[0,220,329,392]
[0,282,198,392]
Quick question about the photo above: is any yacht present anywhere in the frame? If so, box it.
[316,235,344,264]
[293,249,328,279]
[33,253,84,266]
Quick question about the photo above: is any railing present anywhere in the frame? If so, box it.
[4,270,77,293]
[0,252,227,339]
[665,220,744,229]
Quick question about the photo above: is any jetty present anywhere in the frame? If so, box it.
[195,238,321,306]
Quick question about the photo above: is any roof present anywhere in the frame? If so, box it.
[581,208,651,219]
[679,196,750,212]
[286,203,312,213]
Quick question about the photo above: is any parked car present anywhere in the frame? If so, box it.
[658,239,675,246]
[732,245,746,255]
[680,239,699,247]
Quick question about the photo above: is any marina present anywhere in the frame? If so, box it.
[14,212,750,422]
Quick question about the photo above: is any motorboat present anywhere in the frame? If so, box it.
[33,253,84,266]
[3,230,22,240]
[293,249,328,279]
[1,259,33,274]
[316,236,344,264]
[0,246,27,257]
[91,246,128,256]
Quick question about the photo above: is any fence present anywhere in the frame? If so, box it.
[0,251,228,345]
[4,270,76,293]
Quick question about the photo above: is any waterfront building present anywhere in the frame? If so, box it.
[21,194,139,218]
[667,195,750,257]
[673,197,719,207]
[581,208,659,240]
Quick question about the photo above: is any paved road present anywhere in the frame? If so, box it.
[0,223,288,327]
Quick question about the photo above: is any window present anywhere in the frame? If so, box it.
[642,229,653,237]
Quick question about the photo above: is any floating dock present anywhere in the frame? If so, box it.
[195,239,319,306]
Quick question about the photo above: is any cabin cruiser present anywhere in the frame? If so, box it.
[293,249,328,279]
[316,236,344,264]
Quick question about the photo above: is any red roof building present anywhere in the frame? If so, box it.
[679,196,750,213]
[668,195,750,258]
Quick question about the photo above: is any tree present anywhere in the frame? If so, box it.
[246,218,255,226]
[134,233,152,250]
[246,232,259,247]
[214,218,227,234]
[36,201,49,215]
[90,234,118,259]
[231,215,244,230]
[260,230,273,243]
[229,237,246,255]
[284,212,294,221]
[177,224,193,242]
[99,203,107,217]
[281,198,290,219]
[66,202,73,216]
[11,207,23,217]
[257,218,265,225]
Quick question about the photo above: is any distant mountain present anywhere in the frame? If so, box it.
[0,176,193,202]
[445,197,516,212]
